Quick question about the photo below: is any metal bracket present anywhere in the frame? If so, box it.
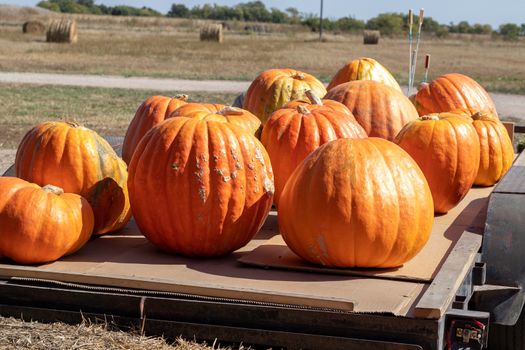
[445,310,489,350]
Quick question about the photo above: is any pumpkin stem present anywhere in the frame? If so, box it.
[292,73,305,80]
[420,114,440,121]
[296,105,311,115]
[218,106,244,116]
[42,184,64,196]
[471,111,485,120]
[174,94,189,101]
[305,90,323,105]
[64,120,80,128]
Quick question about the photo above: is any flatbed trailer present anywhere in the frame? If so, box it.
[1,129,525,350]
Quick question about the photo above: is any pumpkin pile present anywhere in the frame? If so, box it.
[1,57,514,269]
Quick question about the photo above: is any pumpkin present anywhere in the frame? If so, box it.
[470,111,514,186]
[243,68,327,125]
[278,138,434,268]
[327,57,402,92]
[261,91,366,204]
[394,113,480,214]
[413,73,498,118]
[16,121,131,235]
[122,94,188,164]
[0,177,94,264]
[128,117,274,257]
[324,80,419,141]
[170,103,261,136]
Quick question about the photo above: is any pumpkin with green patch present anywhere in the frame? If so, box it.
[15,121,131,235]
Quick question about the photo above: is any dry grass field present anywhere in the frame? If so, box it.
[1,6,525,94]
[0,84,236,148]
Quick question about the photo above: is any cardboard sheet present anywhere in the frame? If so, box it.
[239,186,493,283]
[0,182,491,316]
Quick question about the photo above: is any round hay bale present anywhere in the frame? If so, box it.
[22,21,46,34]
[200,24,223,43]
[46,19,78,44]
[363,30,380,45]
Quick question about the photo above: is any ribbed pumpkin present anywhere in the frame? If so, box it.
[16,121,131,235]
[128,117,274,257]
[470,111,514,186]
[394,113,480,214]
[170,103,261,136]
[279,138,434,268]
[327,57,402,92]
[324,80,419,141]
[413,73,498,118]
[0,177,94,264]
[261,92,366,205]
[243,68,327,125]
[122,94,188,164]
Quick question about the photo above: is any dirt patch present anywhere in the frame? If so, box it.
[0,149,15,175]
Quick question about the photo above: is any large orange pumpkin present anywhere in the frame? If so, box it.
[16,121,131,235]
[470,111,514,186]
[0,177,94,264]
[128,117,274,257]
[122,95,188,164]
[170,103,261,136]
[324,80,419,141]
[261,93,366,204]
[327,57,402,92]
[278,138,434,268]
[413,73,498,118]
[243,68,327,125]
[394,113,480,214]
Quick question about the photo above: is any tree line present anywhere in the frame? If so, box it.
[37,0,525,40]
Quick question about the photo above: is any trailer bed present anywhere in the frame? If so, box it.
[0,184,492,318]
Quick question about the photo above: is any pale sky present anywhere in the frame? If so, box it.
[3,0,524,27]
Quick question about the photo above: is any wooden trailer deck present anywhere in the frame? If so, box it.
[0,162,493,319]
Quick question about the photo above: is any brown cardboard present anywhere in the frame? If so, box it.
[239,186,493,282]
[0,186,491,316]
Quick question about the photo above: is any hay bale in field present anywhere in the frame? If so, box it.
[46,19,78,44]
[22,20,46,34]
[200,24,223,43]
[363,30,380,45]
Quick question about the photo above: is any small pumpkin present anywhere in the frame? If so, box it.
[170,103,261,136]
[261,91,366,204]
[327,57,402,92]
[324,80,419,141]
[16,121,131,235]
[243,68,327,125]
[283,90,355,117]
[0,177,94,264]
[122,95,188,164]
[278,138,434,268]
[470,111,514,186]
[394,113,480,214]
[413,73,498,118]
[128,117,274,257]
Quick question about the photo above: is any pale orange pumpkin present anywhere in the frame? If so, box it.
[324,80,419,141]
[278,138,434,268]
[413,73,498,118]
[170,103,261,136]
[394,113,480,213]
[470,111,514,186]
[261,91,366,204]
[243,68,327,125]
[0,177,94,264]
[128,117,274,257]
[16,121,131,235]
[327,57,402,92]
[122,95,188,164]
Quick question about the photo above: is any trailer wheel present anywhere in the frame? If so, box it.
[489,307,525,350]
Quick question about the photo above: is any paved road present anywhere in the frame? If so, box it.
[0,71,523,120]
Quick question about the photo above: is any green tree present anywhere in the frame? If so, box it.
[167,3,189,18]
[365,13,404,36]
[500,23,521,40]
